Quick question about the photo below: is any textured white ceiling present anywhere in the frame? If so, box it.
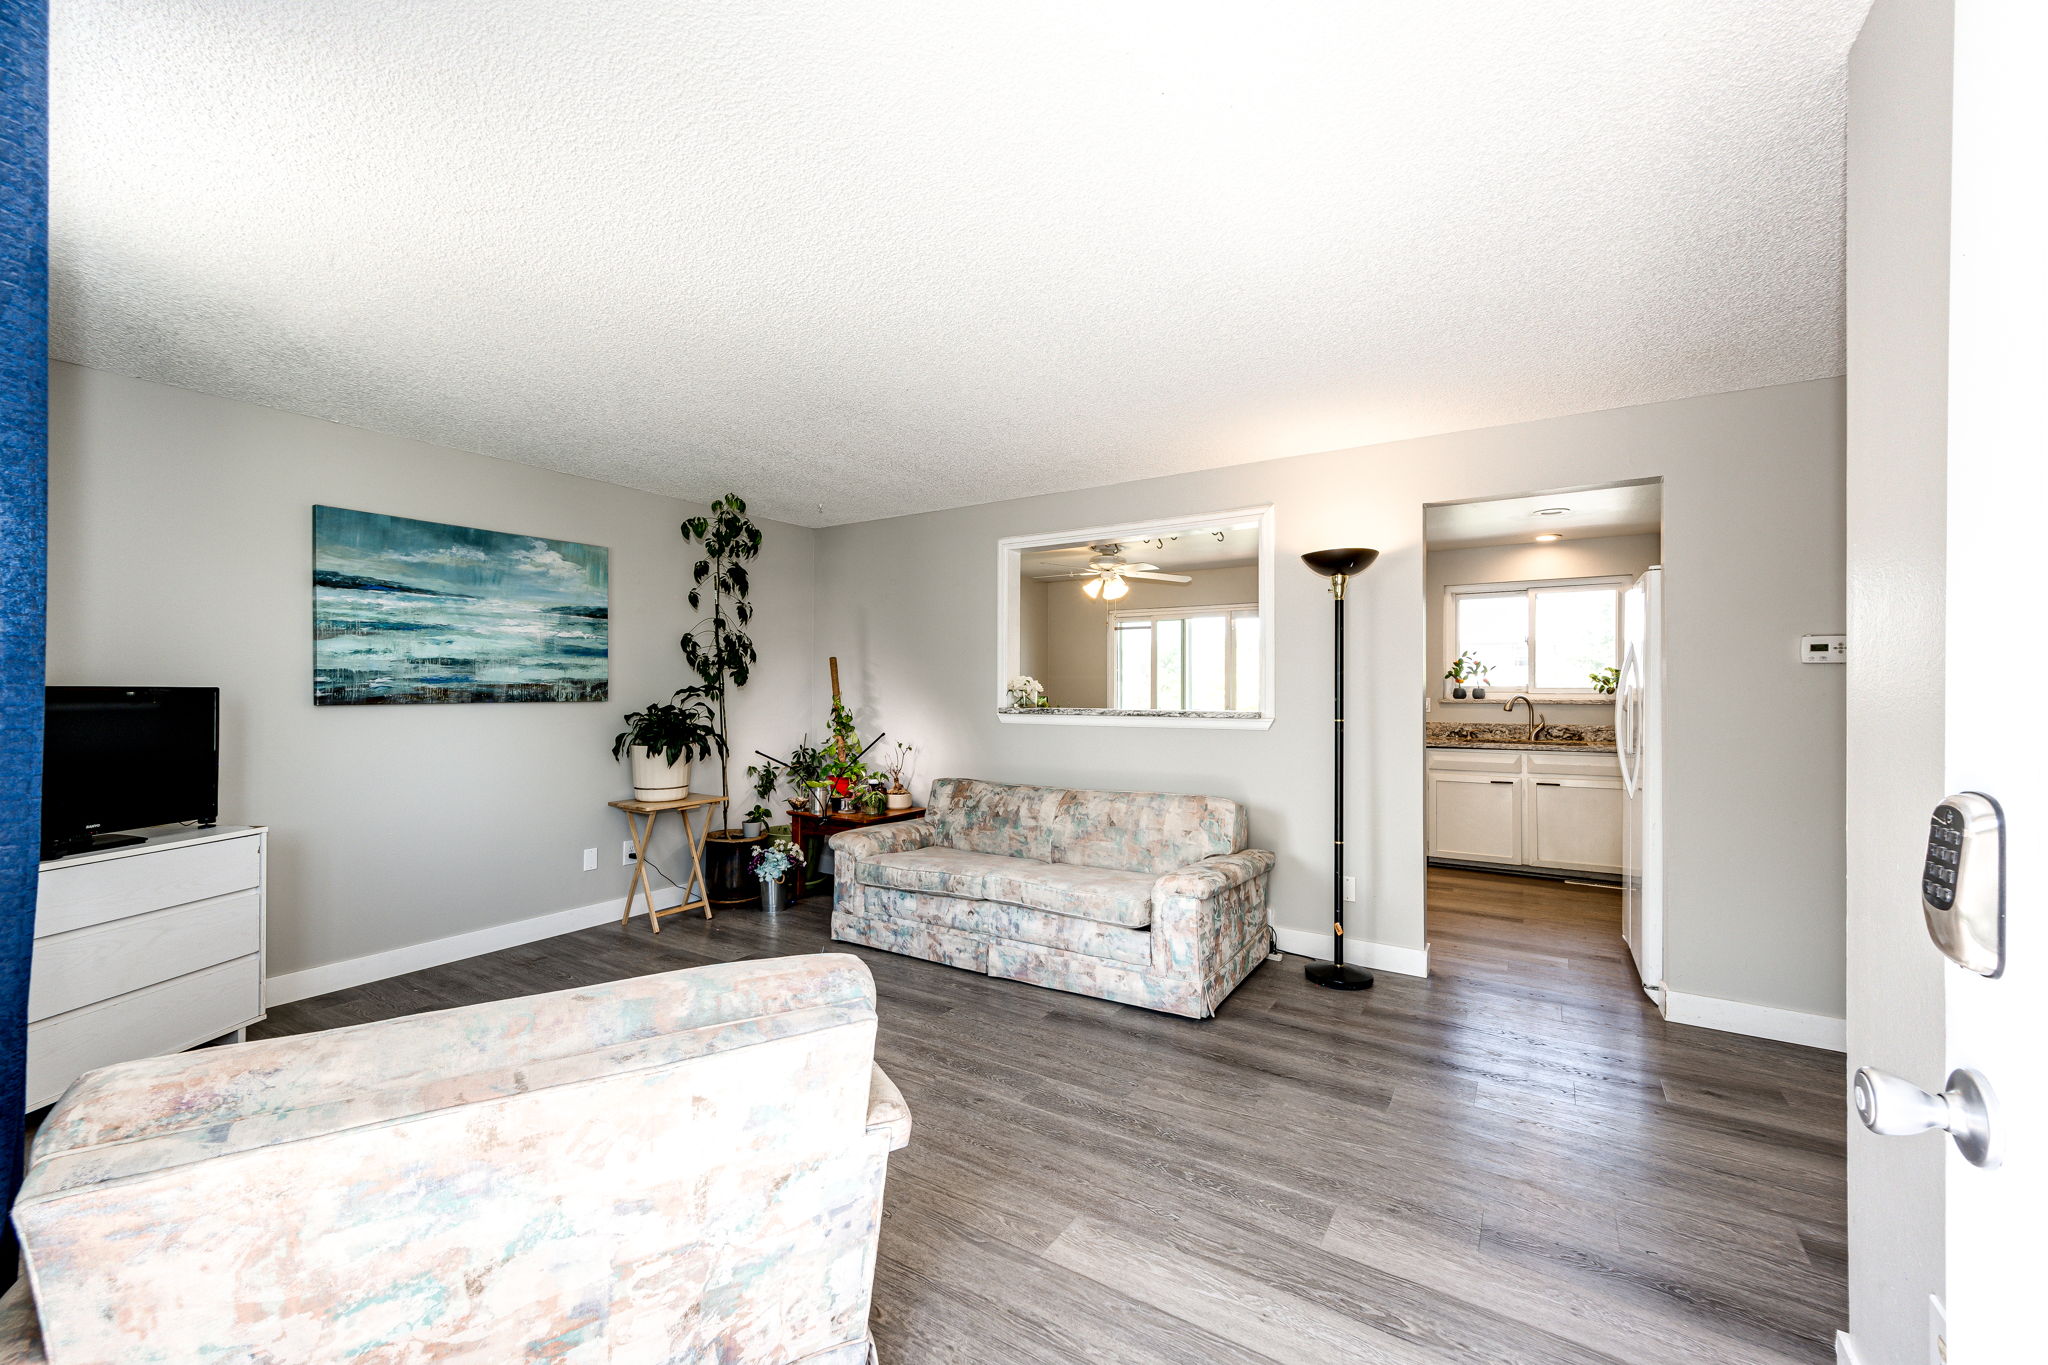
[51,1,1869,528]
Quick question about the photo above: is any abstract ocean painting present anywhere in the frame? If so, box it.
[313,506,609,705]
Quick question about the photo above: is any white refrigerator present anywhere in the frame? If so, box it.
[1619,566,1663,997]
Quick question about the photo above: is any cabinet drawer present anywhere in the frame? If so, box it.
[1526,750,1622,778]
[29,890,261,1024]
[1425,748,1523,774]
[27,955,262,1111]
[37,836,260,936]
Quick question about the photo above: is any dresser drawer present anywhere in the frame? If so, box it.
[37,835,260,936]
[26,955,262,1111]
[28,890,261,1024]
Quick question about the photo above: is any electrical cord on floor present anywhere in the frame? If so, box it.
[1267,926,1283,961]
[635,853,686,892]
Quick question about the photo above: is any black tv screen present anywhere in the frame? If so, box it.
[42,687,219,859]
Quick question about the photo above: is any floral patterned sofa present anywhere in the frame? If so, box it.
[830,778,1276,1018]
[0,955,909,1365]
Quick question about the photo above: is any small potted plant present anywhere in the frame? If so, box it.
[749,837,806,913]
[1443,651,1484,701]
[1590,665,1619,695]
[610,697,719,800]
[742,804,773,838]
[1006,675,1046,708]
[1471,665,1489,701]
[882,740,914,810]
[853,776,889,816]
[778,740,826,811]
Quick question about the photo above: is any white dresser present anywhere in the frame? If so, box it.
[29,825,267,1110]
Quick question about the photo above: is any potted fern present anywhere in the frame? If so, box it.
[611,698,719,800]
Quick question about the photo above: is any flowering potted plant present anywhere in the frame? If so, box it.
[749,837,806,913]
[1443,651,1484,701]
[1006,675,1047,708]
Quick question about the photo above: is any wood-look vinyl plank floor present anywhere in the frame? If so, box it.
[255,868,1846,1363]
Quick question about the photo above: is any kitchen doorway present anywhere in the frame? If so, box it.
[1420,480,1664,1005]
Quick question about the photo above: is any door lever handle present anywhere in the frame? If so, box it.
[1853,1066,2001,1168]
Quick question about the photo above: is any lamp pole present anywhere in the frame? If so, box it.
[1300,548,1380,990]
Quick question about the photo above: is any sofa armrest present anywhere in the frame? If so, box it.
[829,819,937,863]
[865,1064,912,1151]
[0,1282,44,1365]
[1154,848,1277,901]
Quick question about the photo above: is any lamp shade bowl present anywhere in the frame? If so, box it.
[1301,547,1380,578]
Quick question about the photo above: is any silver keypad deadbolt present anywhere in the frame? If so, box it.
[1922,792,2005,977]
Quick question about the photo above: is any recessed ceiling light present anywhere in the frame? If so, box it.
[1532,507,1571,517]
[1535,532,1563,542]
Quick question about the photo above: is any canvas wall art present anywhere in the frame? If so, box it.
[313,506,609,705]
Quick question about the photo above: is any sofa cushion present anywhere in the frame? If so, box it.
[984,860,1155,928]
[926,778,1249,876]
[854,846,1022,900]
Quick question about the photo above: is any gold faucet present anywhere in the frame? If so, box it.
[1503,694,1547,742]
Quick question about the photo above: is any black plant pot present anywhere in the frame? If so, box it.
[1451,686,1468,699]
[704,828,769,907]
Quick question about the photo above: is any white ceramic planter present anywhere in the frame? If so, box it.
[627,745,691,801]
[886,789,913,810]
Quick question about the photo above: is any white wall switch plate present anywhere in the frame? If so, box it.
[622,840,637,866]
[1800,633,1846,663]
[1342,875,1356,902]
[581,847,598,872]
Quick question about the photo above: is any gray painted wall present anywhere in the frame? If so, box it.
[814,379,1847,1017]
[1424,532,1663,731]
[1845,1,1951,1358]
[46,363,818,978]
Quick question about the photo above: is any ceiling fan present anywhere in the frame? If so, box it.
[1032,543,1192,601]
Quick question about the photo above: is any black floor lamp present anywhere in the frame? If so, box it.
[1301,547,1380,991]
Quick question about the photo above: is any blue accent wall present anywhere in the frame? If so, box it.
[0,0,47,1263]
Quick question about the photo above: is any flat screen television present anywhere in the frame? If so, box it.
[41,686,219,859]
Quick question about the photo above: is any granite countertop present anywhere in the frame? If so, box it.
[1426,720,1617,754]
[1427,738,1618,754]
[998,706,1260,720]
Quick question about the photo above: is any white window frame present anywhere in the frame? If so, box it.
[1106,603,1260,712]
[1443,574,1629,701]
[995,505,1275,730]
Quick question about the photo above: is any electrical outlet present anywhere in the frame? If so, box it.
[622,840,638,866]
[581,847,598,872]
[1342,875,1356,902]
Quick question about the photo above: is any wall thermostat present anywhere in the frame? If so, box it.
[1922,792,2004,977]
[1799,634,1846,664]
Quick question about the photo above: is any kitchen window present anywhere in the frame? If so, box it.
[1110,605,1261,712]
[1446,576,1626,699]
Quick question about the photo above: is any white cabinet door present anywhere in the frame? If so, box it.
[1525,779,1624,874]
[1427,773,1522,864]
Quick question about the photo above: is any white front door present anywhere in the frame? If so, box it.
[1936,4,2044,1356]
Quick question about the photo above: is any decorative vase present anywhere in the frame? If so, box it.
[627,746,690,801]
[806,787,830,815]
[887,789,912,810]
[759,875,789,913]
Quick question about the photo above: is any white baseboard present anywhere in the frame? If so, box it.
[266,884,685,1007]
[1271,927,1430,978]
[1662,989,1847,1052]
[1834,1329,1864,1365]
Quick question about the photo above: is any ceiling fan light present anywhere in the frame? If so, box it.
[1083,577,1103,599]
[1102,575,1130,601]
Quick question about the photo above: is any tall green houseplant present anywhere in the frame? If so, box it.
[678,494,763,827]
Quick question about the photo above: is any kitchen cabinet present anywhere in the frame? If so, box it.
[1425,748,1622,876]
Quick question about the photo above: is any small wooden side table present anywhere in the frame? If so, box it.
[788,806,926,903]
[608,794,723,933]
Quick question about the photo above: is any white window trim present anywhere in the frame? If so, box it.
[995,506,1276,730]
[1443,574,1629,702]
[1106,603,1260,712]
